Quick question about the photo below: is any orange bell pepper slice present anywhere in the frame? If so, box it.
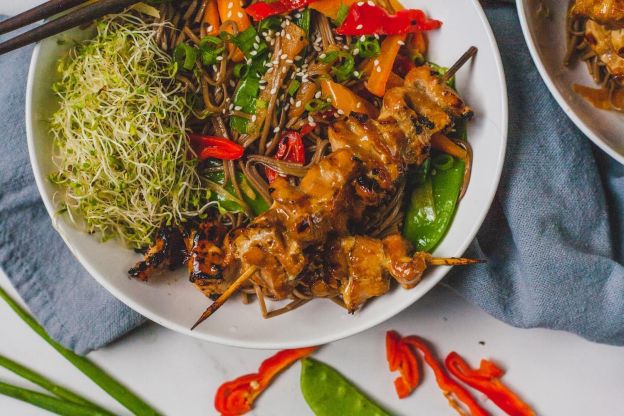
[320,78,378,118]
[204,0,221,35]
[218,0,250,62]
[366,34,405,97]
[309,0,358,20]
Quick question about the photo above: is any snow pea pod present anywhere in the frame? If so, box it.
[403,156,465,252]
[205,171,269,216]
[300,358,391,416]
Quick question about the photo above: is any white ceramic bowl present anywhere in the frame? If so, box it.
[518,0,624,164]
[26,0,507,349]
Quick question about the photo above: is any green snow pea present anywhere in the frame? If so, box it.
[403,155,465,252]
[300,358,391,416]
[205,171,269,216]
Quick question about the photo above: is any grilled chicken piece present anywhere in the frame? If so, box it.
[128,226,186,281]
[227,149,362,300]
[186,221,232,299]
[329,65,472,204]
[584,20,624,79]
[572,0,624,28]
[328,234,431,312]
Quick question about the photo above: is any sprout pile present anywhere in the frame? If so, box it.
[50,14,211,248]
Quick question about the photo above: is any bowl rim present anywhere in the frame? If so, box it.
[25,0,508,349]
[516,0,624,165]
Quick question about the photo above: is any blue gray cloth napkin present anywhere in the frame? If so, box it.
[1,5,623,354]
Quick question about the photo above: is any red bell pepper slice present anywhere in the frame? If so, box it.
[214,346,318,415]
[401,336,489,416]
[265,129,307,183]
[246,0,316,21]
[386,331,420,399]
[336,3,442,36]
[445,352,535,416]
[188,134,244,161]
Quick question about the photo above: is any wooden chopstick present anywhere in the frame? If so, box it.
[0,0,86,36]
[0,0,141,56]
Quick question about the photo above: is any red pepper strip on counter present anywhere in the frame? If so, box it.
[188,134,244,161]
[336,3,442,36]
[401,336,489,416]
[445,352,536,416]
[265,130,307,183]
[386,331,420,399]
[246,0,315,21]
[215,347,318,415]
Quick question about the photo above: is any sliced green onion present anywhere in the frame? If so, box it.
[320,51,355,82]
[0,286,159,416]
[232,26,267,58]
[231,76,261,133]
[294,8,311,35]
[335,3,349,25]
[305,98,330,113]
[354,37,380,58]
[198,35,224,66]
[258,16,282,33]
[233,62,249,79]
[173,42,197,71]
[287,79,301,96]
[432,154,455,171]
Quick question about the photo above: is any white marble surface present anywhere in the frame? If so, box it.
[2,2,624,415]
[2,269,624,416]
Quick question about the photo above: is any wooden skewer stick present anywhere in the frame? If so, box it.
[190,266,258,330]
[442,46,478,83]
[428,257,485,266]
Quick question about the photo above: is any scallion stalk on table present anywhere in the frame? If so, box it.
[0,286,159,416]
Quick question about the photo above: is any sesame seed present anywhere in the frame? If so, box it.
[319,53,327,59]
[374,34,379,39]
[308,115,314,122]
[376,66,382,72]
[356,24,363,30]
[295,13,301,18]
[229,80,236,87]
[281,67,288,74]
[229,103,234,110]
[360,35,366,42]
[337,109,345,115]
[212,64,218,72]
[356,102,362,108]
[357,1,363,5]
[252,115,257,121]
[354,71,360,77]
[216,56,223,61]
[315,91,321,99]
[309,121,317,127]
[296,101,302,107]
[227,1,233,8]
[353,48,359,55]
[290,97,295,104]
[267,67,274,73]
[367,1,374,5]
[286,59,294,64]
[255,35,261,42]
[270,87,277,94]
[259,85,266,90]
[237,12,243,18]
[234,105,242,111]
[286,34,292,40]
[250,50,257,56]
[253,42,259,49]
[280,53,288,60]
[398,40,405,45]
[207,25,213,32]
[227,10,232,18]
[273,127,281,133]
[334,112,340,118]
[294,55,302,61]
